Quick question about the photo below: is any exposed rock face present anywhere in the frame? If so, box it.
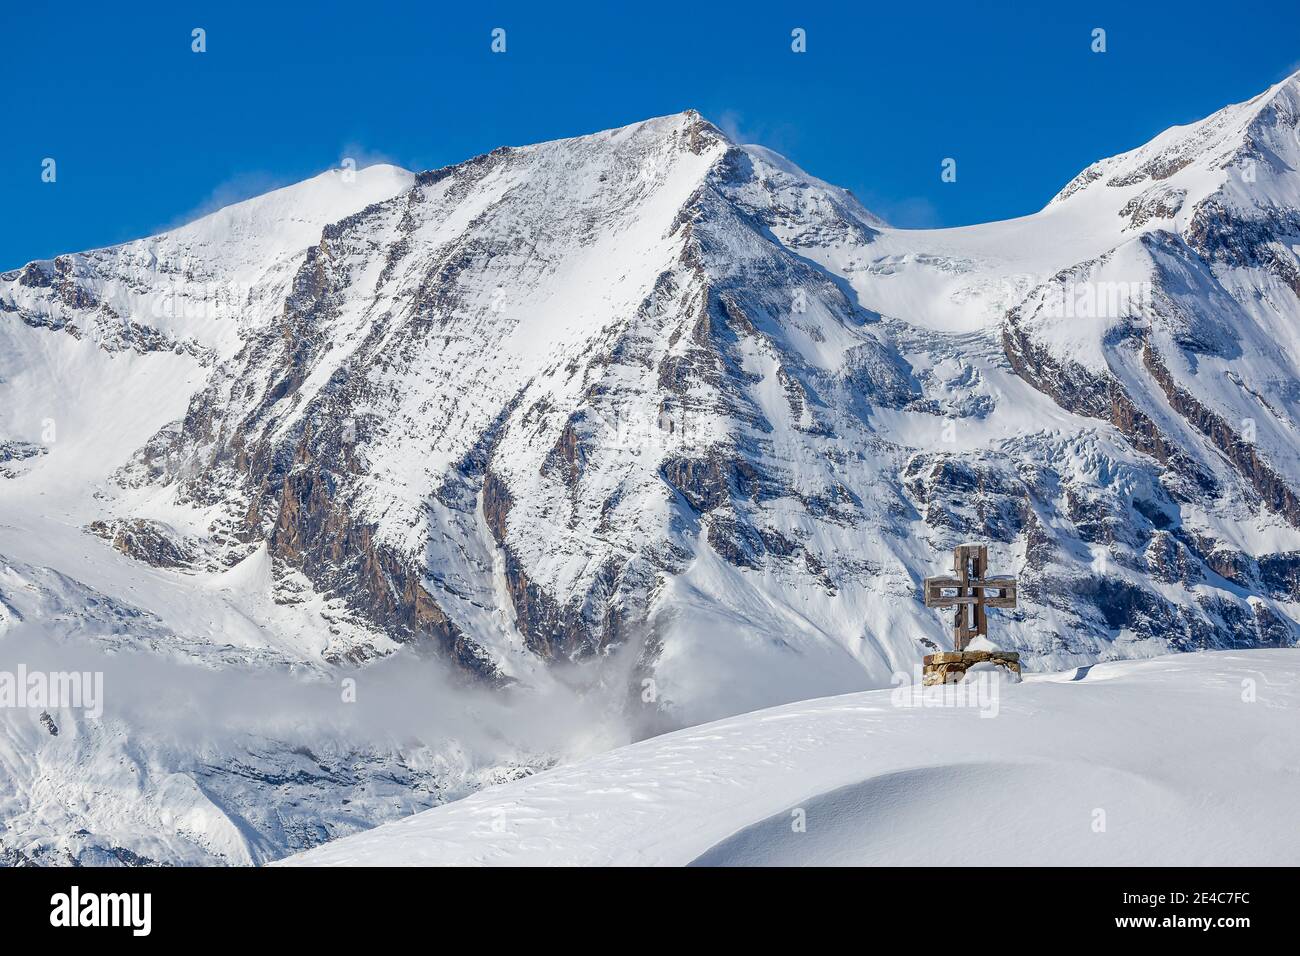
[1121,185,1186,230]
[481,466,615,662]
[1002,314,1206,488]
[903,455,1029,544]
[271,461,499,677]
[0,440,46,479]
[88,518,197,570]
[1145,530,1201,585]
[1259,552,1300,601]
[1140,343,1300,524]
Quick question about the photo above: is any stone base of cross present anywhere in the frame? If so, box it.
[921,544,1021,685]
[921,650,1022,686]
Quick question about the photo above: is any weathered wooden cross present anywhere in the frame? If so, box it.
[923,544,1018,651]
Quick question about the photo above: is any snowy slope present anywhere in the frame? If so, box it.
[281,650,1300,866]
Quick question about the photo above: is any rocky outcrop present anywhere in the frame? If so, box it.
[269,459,500,679]
[1002,315,1209,489]
[1259,552,1300,601]
[903,454,1029,544]
[482,468,629,661]
[0,440,46,479]
[1141,343,1300,526]
[87,518,197,570]
[1005,303,1300,532]
[1120,185,1186,230]
[1145,530,1202,585]
[1186,198,1300,300]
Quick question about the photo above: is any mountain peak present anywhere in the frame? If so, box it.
[167,162,415,239]
[547,109,731,154]
[1050,72,1300,210]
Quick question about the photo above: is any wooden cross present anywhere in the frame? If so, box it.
[923,544,1017,651]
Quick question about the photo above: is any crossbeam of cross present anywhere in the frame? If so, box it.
[923,544,1017,651]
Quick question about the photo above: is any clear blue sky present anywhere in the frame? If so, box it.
[3,1,1298,270]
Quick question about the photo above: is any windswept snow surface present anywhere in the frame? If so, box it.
[281,651,1300,866]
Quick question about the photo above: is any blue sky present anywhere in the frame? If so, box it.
[3,1,1298,269]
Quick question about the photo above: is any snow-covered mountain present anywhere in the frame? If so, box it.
[4,73,1300,863]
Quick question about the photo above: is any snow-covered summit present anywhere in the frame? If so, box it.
[1050,68,1300,215]
[159,163,417,280]
[1,163,415,361]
